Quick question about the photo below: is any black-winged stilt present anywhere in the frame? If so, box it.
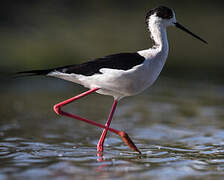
[17,6,207,155]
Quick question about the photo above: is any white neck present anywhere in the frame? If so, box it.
[138,16,169,60]
[149,22,168,52]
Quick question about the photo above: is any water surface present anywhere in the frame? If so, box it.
[1,77,224,180]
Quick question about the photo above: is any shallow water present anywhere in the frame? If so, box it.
[1,77,224,180]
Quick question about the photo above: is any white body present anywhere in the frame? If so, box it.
[48,13,176,100]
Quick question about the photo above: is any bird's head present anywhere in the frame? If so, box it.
[146,6,207,44]
[146,6,176,28]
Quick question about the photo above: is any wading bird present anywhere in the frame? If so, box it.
[17,6,207,155]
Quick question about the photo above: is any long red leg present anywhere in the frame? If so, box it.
[53,88,141,154]
[97,99,118,153]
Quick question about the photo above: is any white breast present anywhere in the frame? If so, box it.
[49,48,168,100]
[73,63,148,99]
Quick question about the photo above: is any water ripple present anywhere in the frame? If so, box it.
[1,79,224,180]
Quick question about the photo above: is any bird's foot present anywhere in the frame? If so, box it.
[119,131,141,154]
[97,145,104,161]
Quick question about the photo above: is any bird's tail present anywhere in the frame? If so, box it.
[14,69,53,77]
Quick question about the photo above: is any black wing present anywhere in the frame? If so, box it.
[16,52,145,77]
[57,52,145,76]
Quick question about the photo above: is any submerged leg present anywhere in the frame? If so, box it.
[53,88,141,154]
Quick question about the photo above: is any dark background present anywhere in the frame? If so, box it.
[0,0,223,81]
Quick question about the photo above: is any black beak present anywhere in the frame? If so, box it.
[174,22,208,44]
